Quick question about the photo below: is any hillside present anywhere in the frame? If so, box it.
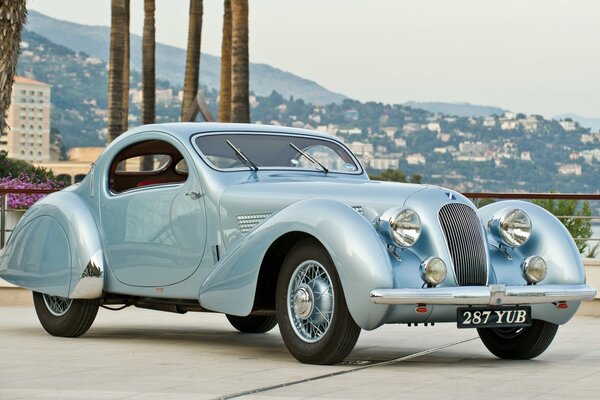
[15,29,600,194]
[26,10,346,105]
[403,101,506,118]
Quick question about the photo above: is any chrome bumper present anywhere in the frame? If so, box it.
[370,284,597,306]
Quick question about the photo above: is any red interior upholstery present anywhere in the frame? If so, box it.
[137,179,172,187]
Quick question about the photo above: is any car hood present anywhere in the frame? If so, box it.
[218,177,468,249]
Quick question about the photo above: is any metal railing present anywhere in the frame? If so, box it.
[0,189,598,251]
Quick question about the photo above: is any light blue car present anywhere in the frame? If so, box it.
[0,123,595,364]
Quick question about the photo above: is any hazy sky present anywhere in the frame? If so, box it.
[27,0,600,117]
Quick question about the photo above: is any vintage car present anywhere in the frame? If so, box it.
[0,123,595,364]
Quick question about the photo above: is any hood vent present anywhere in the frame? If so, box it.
[237,213,271,234]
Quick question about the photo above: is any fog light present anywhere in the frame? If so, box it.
[521,256,547,283]
[420,257,447,286]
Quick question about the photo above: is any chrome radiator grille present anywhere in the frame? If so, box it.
[438,203,487,286]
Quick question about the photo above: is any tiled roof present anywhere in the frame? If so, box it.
[13,76,50,86]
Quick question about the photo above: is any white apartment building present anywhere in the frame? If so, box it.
[1,77,52,163]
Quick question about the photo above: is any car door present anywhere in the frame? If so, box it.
[98,134,207,287]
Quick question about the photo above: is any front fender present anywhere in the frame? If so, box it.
[0,191,104,299]
[478,200,586,286]
[198,198,393,330]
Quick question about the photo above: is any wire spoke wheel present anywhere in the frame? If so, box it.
[276,239,361,364]
[42,294,73,317]
[33,291,100,337]
[287,260,334,343]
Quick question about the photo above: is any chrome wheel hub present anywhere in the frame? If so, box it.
[287,260,335,343]
[43,293,72,317]
[293,285,314,319]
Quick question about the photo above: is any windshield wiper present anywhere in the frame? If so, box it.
[226,140,258,171]
[290,142,329,173]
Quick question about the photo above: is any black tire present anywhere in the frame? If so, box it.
[33,291,100,337]
[226,314,278,333]
[477,319,558,360]
[276,239,361,365]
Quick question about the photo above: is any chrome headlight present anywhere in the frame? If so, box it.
[521,256,547,283]
[488,208,531,247]
[420,257,447,286]
[378,208,421,247]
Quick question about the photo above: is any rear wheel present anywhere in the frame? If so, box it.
[33,291,100,337]
[276,239,361,364]
[477,319,558,359]
[226,314,277,333]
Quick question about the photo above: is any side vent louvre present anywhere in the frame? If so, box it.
[237,213,271,234]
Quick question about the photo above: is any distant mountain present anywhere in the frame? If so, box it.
[26,10,346,105]
[554,114,600,132]
[403,101,506,118]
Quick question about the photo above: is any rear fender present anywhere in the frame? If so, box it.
[198,198,394,330]
[0,191,104,299]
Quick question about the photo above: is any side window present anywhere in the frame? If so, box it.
[109,139,189,193]
[116,155,172,173]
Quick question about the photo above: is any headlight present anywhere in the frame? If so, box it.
[379,208,421,247]
[420,257,447,286]
[488,208,531,247]
[521,256,547,283]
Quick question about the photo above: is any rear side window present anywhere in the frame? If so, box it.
[109,139,188,193]
[116,154,172,173]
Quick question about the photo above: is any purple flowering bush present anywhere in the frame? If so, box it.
[0,152,65,210]
[0,173,64,209]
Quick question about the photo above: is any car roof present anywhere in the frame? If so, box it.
[121,122,340,144]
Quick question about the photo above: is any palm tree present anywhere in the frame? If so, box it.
[0,1,27,135]
[180,0,203,121]
[121,0,130,132]
[231,0,250,123]
[218,0,232,122]
[142,0,155,125]
[108,0,127,143]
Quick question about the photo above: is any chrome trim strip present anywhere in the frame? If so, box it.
[370,284,596,306]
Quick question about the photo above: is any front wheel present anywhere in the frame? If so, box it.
[33,291,100,337]
[276,239,361,364]
[477,319,558,359]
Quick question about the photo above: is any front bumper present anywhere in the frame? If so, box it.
[370,284,596,306]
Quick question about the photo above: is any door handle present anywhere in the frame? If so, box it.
[185,190,202,199]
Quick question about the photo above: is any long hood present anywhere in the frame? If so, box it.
[218,177,470,249]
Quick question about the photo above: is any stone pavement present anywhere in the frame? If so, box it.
[1,305,599,400]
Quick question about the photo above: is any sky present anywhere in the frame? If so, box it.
[27,0,600,118]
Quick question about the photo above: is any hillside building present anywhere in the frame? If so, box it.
[1,76,52,163]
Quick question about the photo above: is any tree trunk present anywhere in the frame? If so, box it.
[231,0,250,123]
[180,0,203,121]
[218,0,232,122]
[142,0,155,125]
[121,0,130,131]
[0,1,27,135]
[108,0,126,143]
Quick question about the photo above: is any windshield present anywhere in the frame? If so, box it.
[194,133,361,173]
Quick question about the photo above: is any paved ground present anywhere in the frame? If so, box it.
[1,306,599,400]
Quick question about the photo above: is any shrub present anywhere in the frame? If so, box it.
[0,151,64,209]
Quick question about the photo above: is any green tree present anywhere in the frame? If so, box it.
[533,197,593,254]
[369,169,421,183]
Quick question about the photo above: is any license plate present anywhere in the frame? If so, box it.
[457,306,532,329]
